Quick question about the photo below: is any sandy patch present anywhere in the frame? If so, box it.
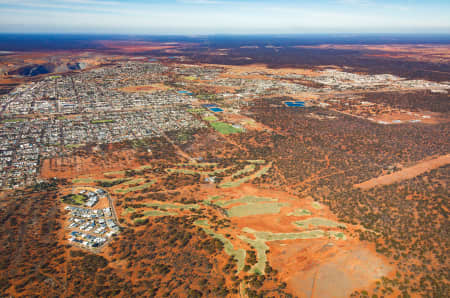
[355,154,450,189]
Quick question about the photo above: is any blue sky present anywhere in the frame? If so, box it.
[0,0,449,34]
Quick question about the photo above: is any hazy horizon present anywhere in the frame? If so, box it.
[0,0,449,34]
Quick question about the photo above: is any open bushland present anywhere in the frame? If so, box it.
[1,40,448,297]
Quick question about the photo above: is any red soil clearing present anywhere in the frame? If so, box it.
[355,154,450,189]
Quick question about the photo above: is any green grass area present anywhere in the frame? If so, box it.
[122,178,145,185]
[246,160,266,164]
[210,122,242,135]
[203,115,218,122]
[215,195,276,207]
[232,164,256,178]
[114,180,156,194]
[254,165,271,178]
[194,219,210,227]
[293,218,346,229]
[72,178,95,184]
[188,108,206,114]
[227,202,288,217]
[312,202,323,209]
[62,194,87,206]
[203,195,224,205]
[122,207,136,215]
[57,116,67,120]
[287,209,312,216]
[50,75,61,79]
[243,227,326,241]
[96,178,128,183]
[134,218,147,225]
[65,143,84,149]
[1,118,26,123]
[197,225,246,272]
[142,210,177,217]
[178,162,218,168]
[183,76,197,81]
[95,178,129,187]
[219,180,245,188]
[103,170,126,177]
[145,202,199,210]
[91,119,115,124]
[220,164,272,188]
[167,168,200,175]
[104,165,152,178]
[168,166,230,176]
[329,231,347,240]
[239,236,268,275]
[138,165,153,170]
[130,139,149,149]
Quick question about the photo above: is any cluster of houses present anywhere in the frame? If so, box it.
[0,62,207,189]
[65,205,119,249]
[310,69,449,92]
[78,188,106,207]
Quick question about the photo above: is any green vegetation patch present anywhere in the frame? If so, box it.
[122,178,145,185]
[220,164,272,188]
[219,180,245,188]
[178,162,218,168]
[145,202,199,210]
[62,194,87,206]
[210,195,223,200]
[168,166,229,176]
[216,195,276,207]
[188,108,206,114]
[96,178,129,188]
[193,219,210,227]
[203,115,218,122]
[183,76,197,81]
[142,210,177,217]
[288,209,312,216]
[91,119,115,124]
[66,143,84,149]
[114,180,156,194]
[329,231,347,240]
[254,165,271,178]
[138,165,153,170]
[312,202,323,209]
[227,202,288,217]
[196,225,246,272]
[1,118,27,123]
[293,217,346,229]
[204,195,224,205]
[232,164,256,178]
[103,170,126,177]
[72,178,95,184]
[247,160,266,164]
[210,122,242,135]
[239,236,268,275]
[104,165,152,178]
[243,227,326,241]
[122,207,136,215]
[167,168,200,175]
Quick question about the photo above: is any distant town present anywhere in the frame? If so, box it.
[0,60,448,189]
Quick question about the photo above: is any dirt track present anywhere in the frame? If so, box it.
[355,154,450,189]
